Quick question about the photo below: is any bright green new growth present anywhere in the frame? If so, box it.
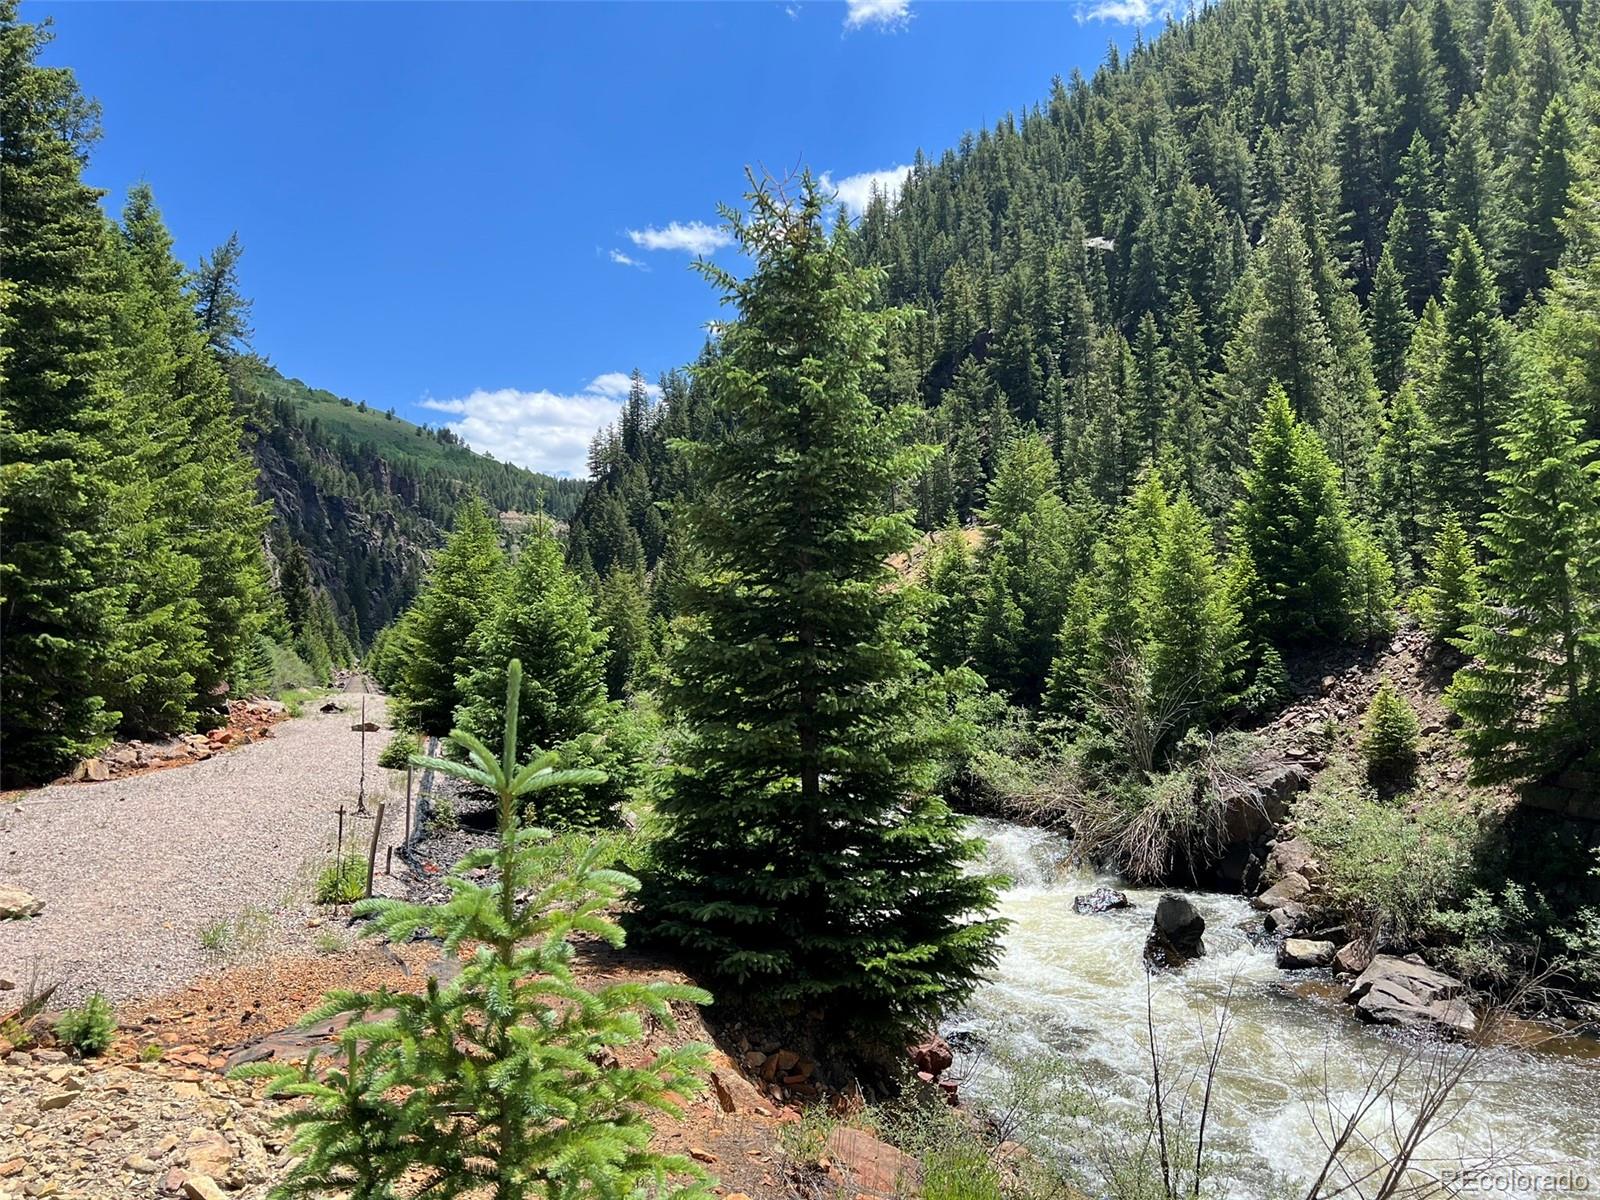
[375,730,420,770]
[56,992,116,1057]
[1361,678,1421,781]
[236,660,713,1200]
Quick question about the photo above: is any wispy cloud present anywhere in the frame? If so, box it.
[626,220,732,255]
[608,248,646,269]
[1076,0,1166,23]
[822,164,913,215]
[844,0,911,30]
[785,3,801,19]
[423,373,661,478]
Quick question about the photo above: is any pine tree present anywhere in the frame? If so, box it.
[923,524,979,673]
[595,565,653,700]
[1347,526,1398,644]
[1361,677,1421,782]
[1447,386,1600,785]
[1233,387,1355,644]
[0,5,124,783]
[393,498,507,733]
[1147,492,1243,727]
[456,531,632,828]
[1368,247,1416,401]
[640,176,1004,1055]
[237,661,713,1200]
[1429,229,1515,528]
[193,231,253,357]
[1374,382,1434,567]
[1413,511,1479,647]
[1526,95,1577,296]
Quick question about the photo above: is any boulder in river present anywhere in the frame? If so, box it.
[1253,870,1312,911]
[1263,901,1309,935]
[1144,894,1206,969]
[1344,954,1476,1038]
[1277,938,1337,969]
[1073,886,1130,915]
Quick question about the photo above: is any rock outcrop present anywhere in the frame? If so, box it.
[1144,894,1206,968]
[1344,954,1476,1038]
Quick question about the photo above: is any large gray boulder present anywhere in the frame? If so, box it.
[1144,894,1206,969]
[1344,954,1476,1038]
[1277,938,1337,969]
[1253,871,1313,911]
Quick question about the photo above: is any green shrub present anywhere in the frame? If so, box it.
[377,731,420,770]
[1298,763,1486,943]
[1360,678,1420,780]
[316,856,366,905]
[56,992,116,1057]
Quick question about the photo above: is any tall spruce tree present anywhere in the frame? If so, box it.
[1147,492,1243,727]
[0,5,123,782]
[1429,229,1515,528]
[1447,386,1600,785]
[456,530,635,829]
[640,176,1004,1056]
[393,498,507,733]
[1234,386,1356,644]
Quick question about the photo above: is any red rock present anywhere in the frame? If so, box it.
[824,1127,921,1197]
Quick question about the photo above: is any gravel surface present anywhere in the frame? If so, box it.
[0,683,414,1005]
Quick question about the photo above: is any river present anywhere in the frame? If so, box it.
[945,819,1600,1197]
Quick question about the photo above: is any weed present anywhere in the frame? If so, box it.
[378,731,421,770]
[140,1043,165,1062]
[314,929,345,956]
[56,992,116,1056]
[316,855,367,905]
[199,919,233,952]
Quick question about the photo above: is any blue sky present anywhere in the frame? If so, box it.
[33,0,1158,476]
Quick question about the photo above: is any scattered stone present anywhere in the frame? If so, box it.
[1073,886,1130,914]
[72,757,112,782]
[184,1128,235,1176]
[1144,894,1206,969]
[126,1155,161,1174]
[38,1089,82,1112]
[1277,938,1337,969]
[181,1177,228,1200]
[0,1159,23,1178]
[0,885,44,920]
[1263,902,1309,935]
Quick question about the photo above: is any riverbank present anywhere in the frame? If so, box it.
[944,817,1600,1198]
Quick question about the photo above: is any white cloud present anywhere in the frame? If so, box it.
[785,3,801,18]
[1076,0,1166,22]
[626,220,732,255]
[822,164,913,216]
[608,248,646,268]
[423,373,661,478]
[844,0,911,30]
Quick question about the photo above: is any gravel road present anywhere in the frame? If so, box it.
[1,685,412,1005]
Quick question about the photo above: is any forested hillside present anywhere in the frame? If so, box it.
[239,362,583,646]
[564,0,1599,784]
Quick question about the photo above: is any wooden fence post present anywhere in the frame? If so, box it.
[365,802,386,898]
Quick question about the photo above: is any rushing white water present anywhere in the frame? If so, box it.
[946,819,1600,1196]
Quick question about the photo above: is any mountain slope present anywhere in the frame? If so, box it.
[233,362,585,645]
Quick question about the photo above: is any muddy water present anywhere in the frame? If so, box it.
[946,819,1600,1196]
